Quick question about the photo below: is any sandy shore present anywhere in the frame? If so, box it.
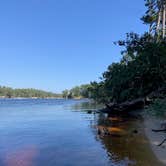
[144,115,166,165]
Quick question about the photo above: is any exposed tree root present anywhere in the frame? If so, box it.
[158,139,166,146]
[152,129,166,132]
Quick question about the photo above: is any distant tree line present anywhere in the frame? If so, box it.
[0,86,61,98]
[62,84,92,99]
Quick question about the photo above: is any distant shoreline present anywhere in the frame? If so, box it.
[0,97,63,99]
[0,96,87,100]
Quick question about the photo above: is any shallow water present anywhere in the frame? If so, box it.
[0,99,161,166]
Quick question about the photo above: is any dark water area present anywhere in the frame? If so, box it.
[0,99,161,166]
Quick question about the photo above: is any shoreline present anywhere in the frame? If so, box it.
[0,97,63,99]
[143,115,166,165]
[0,97,88,100]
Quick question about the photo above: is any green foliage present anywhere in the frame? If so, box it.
[141,0,166,40]
[62,90,69,98]
[70,86,81,97]
[146,98,166,117]
[87,81,109,103]
[62,84,92,99]
[88,34,166,103]
[0,86,61,98]
[88,0,166,103]
[141,0,157,31]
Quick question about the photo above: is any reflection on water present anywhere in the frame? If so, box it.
[75,101,162,166]
[0,99,162,166]
[92,114,159,166]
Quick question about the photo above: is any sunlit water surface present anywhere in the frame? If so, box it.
[0,99,161,166]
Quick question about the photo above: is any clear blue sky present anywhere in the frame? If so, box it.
[0,0,147,93]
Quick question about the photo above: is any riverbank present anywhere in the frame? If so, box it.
[144,115,166,165]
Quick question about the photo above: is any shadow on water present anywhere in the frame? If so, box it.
[69,100,103,112]
[75,101,162,166]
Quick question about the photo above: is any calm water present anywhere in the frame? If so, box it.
[0,99,161,166]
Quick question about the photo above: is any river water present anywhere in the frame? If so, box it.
[0,99,161,166]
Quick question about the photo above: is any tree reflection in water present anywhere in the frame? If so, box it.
[90,112,162,166]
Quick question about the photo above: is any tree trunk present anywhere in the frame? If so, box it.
[162,4,166,38]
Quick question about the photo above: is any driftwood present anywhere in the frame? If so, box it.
[152,129,166,132]
[152,122,166,146]
[152,122,166,133]
[100,85,166,115]
[99,85,166,115]
[158,139,166,146]
[102,98,145,114]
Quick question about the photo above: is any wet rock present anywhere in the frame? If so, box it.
[87,110,92,114]
[133,130,138,134]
